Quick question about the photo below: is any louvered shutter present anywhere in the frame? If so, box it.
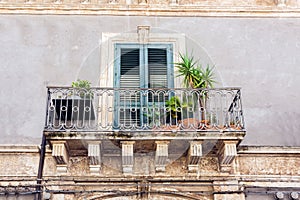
[120,48,140,88]
[114,43,173,129]
[148,48,168,88]
[118,48,141,127]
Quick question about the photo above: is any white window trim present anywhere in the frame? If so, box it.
[100,31,186,88]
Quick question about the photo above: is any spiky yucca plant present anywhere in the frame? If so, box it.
[175,53,216,123]
[175,53,199,88]
[175,53,216,89]
[71,79,93,99]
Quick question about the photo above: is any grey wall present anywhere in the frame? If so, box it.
[0,15,299,145]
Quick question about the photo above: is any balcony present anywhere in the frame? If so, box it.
[44,87,245,137]
[44,87,246,174]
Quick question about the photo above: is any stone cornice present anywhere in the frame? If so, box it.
[238,146,300,154]
[0,145,51,153]
[0,145,39,153]
[0,0,300,17]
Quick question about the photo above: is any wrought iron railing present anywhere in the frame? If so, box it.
[44,87,245,132]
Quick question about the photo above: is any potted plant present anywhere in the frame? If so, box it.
[175,53,216,127]
[71,79,93,99]
[143,103,163,128]
[165,96,182,125]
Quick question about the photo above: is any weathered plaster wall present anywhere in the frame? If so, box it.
[0,15,300,145]
[1,146,300,199]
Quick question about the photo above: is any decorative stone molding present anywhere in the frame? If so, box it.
[51,141,69,174]
[87,141,102,175]
[121,141,135,174]
[0,145,40,153]
[213,180,244,200]
[109,0,118,4]
[214,193,245,200]
[138,0,147,5]
[137,26,150,44]
[155,141,169,172]
[0,0,300,16]
[187,141,203,172]
[170,0,178,5]
[276,0,287,7]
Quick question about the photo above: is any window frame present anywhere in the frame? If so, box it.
[113,43,174,89]
[113,43,174,128]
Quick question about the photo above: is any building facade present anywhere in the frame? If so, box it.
[0,0,300,200]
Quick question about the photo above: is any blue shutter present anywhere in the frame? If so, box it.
[120,48,140,88]
[148,48,168,88]
[114,43,174,129]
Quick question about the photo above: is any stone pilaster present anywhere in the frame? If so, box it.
[155,141,169,172]
[87,141,102,175]
[121,141,135,174]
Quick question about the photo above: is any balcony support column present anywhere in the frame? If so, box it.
[121,141,135,174]
[188,141,203,172]
[88,141,102,175]
[155,141,170,172]
[51,141,69,174]
[217,140,238,172]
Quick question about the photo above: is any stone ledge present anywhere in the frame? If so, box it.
[44,131,246,141]
[0,5,300,16]
[238,146,300,154]
[0,145,39,153]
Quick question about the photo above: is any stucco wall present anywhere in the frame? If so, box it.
[0,15,299,145]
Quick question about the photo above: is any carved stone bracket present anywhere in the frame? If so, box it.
[155,141,170,172]
[121,141,135,174]
[170,0,178,5]
[139,0,147,5]
[276,0,286,7]
[51,141,69,174]
[87,141,102,175]
[217,141,238,172]
[188,141,203,172]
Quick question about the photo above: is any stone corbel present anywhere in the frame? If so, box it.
[51,141,69,174]
[170,0,178,5]
[121,141,135,174]
[88,141,102,175]
[188,141,203,172]
[217,141,238,172]
[155,141,170,172]
[275,0,286,7]
[109,0,118,4]
[139,0,147,5]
